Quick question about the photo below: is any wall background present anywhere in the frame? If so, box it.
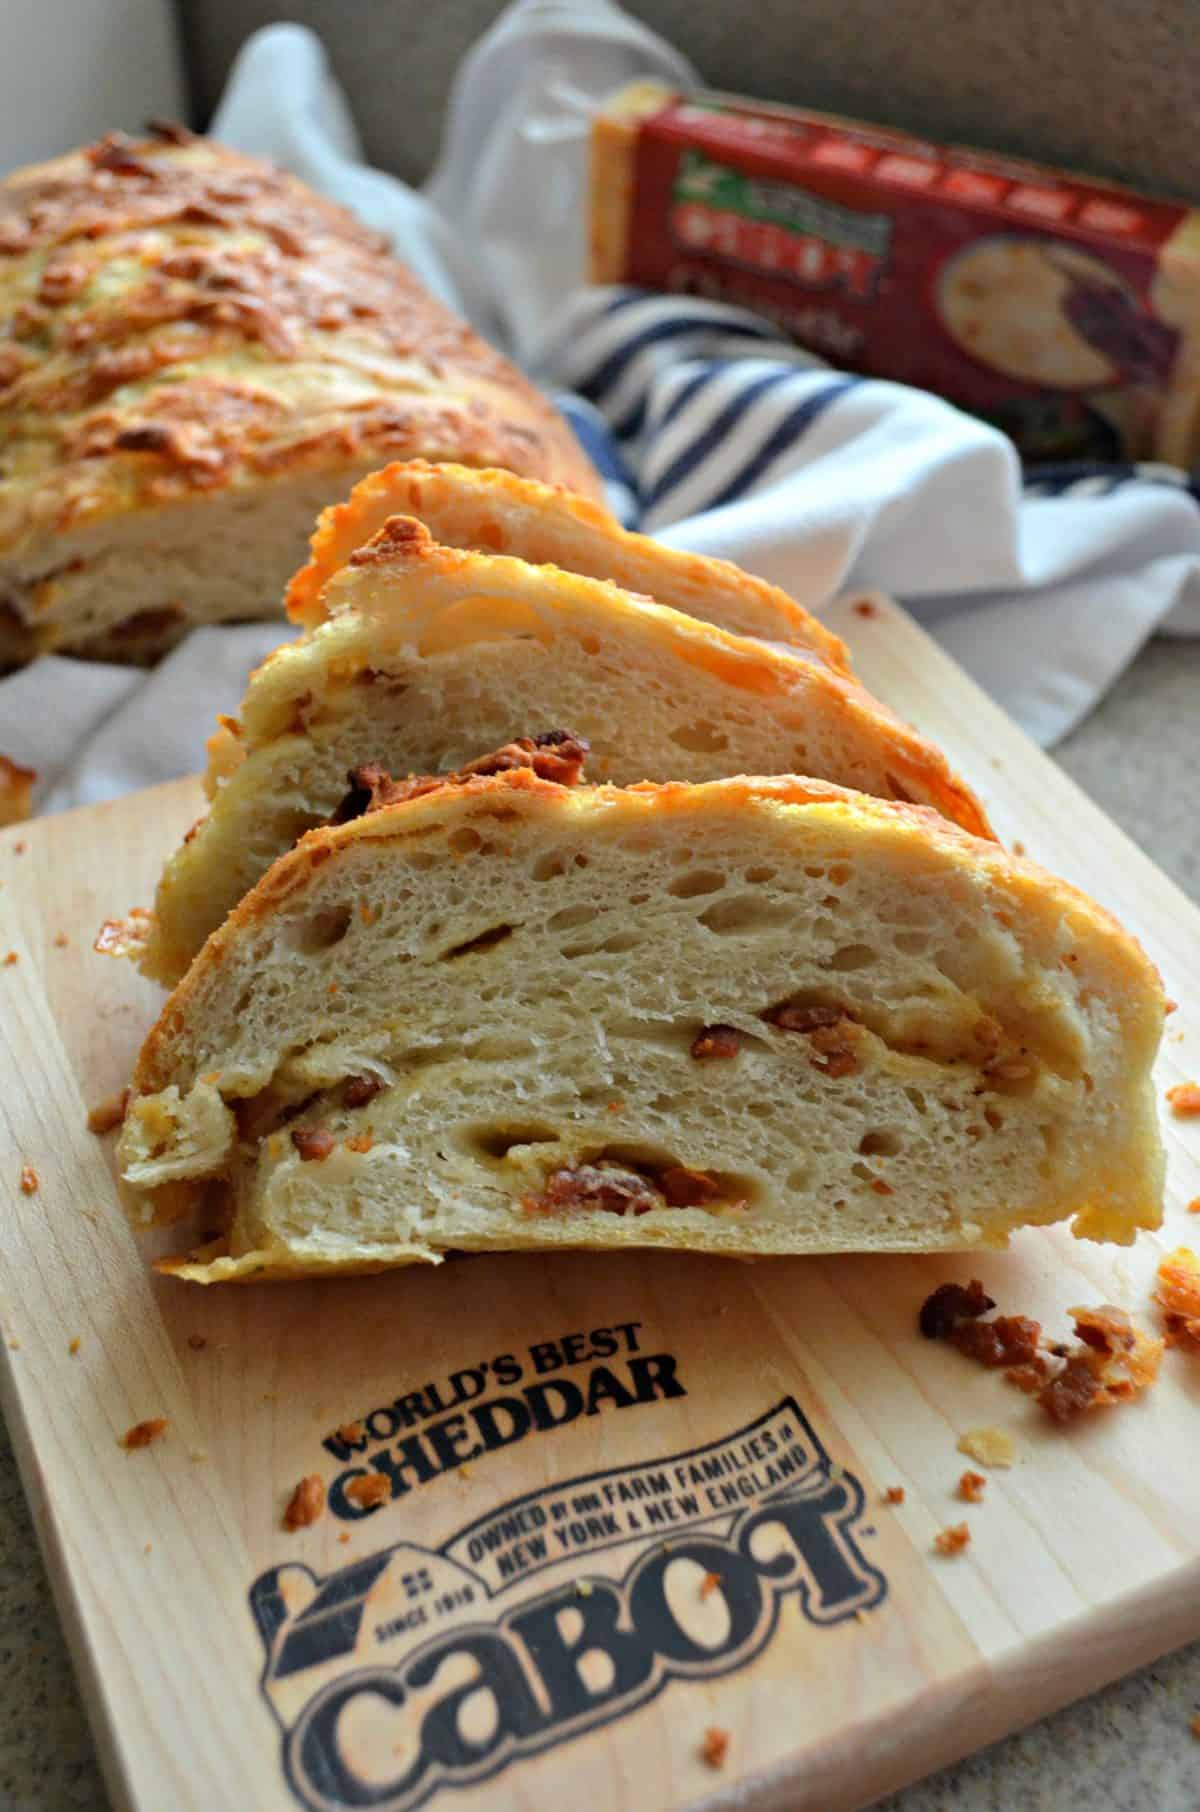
[177,0,1199,198]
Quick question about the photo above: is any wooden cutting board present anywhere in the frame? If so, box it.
[1,595,1198,1812]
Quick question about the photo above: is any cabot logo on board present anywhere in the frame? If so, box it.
[249,1324,887,1811]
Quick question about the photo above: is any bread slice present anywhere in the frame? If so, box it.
[133,517,991,985]
[117,764,1165,1283]
[284,460,850,666]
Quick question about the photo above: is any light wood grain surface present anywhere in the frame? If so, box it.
[1,594,1198,1812]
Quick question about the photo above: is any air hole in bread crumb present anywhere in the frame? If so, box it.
[984,1107,1005,1132]
[828,863,852,885]
[904,1087,929,1116]
[546,903,597,933]
[668,720,730,754]
[895,929,930,954]
[698,894,793,935]
[744,865,775,883]
[829,942,876,971]
[449,826,483,854]
[668,869,726,899]
[285,903,352,955]
[531,851,567,880]
[441,923,515,960]
[466,1124,562,1160]
[859,1129,902,1156]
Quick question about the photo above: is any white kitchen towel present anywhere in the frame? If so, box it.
[3,0,1199,819]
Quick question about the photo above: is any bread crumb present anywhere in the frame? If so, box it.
[958,1470,986,1503]
[186,1333,207,1351]
[1011,840,1026,856]
[283,1474,326,1530]
[854,1607,870,1623]
[576,1580,594,1597]
[852,599,878,618]
[1190,1713,1200,1739]
[1154,1247,1200,1348]
[122,1418,168,1450]
[957,1427,1015,1468]
[933,1522,971,1557]
[883,1485,905,1504]
[3,951,18,966]
[189,1450,208,1463]
[87,1089,130,1135]
[12,841,25,853]
[345,1133,373,1153]
[143,1542,152,1554]
[19,1165,37,1194]
[700,1570,722,1599]
[68,1337,81,1355]
[336,1421,366,1444]
[7,1338,19,1351]
[338,1531,350,1544]
[53,932,68,947]
[1167,1082,1200,1117]
[701,1727,730,1769]
[1187,1198,1200,1215]
[1164,999,1178,1015]
[829,1461,845,1481]
[345,1472,391,1510]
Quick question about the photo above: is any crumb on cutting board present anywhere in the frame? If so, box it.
[1167,1082,1200,1117]
[933,1523,971,1557]
[958,1470,987,1503]
[1154,1247,1200,1348]
[957,1427,1015,1468]
[18,1166,37,1194]
[121,1418,168,1450]
[283,1475,326,1531]
[701,1727,730,1769]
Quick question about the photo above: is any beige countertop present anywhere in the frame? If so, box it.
[2,636,1199,1811]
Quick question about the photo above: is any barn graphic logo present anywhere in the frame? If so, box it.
[251,1399,886,1811]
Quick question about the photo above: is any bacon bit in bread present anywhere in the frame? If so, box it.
[87,1088,130,1134]
[331,733,589,826]
[359,901,377,926]
[343,1075,383,1109]
[0,755,36,827]
[919,1278,996,1339]
[883,1486,905,1504]
[690,1025,741,1061]
[524,1163,664,1219]
[187,1334,207,1351]
[765,1000,860,1076]
[336,1421,366,1445]
[870,1177,894,1195]
[19,1166,37,1194]
[1153,1247,1200,1348]
[957,1427,1015,1469]
[957,1470,986,1503]
[1167,1082,1200,1118]
[345,1133,373,1154]
[660,1165,724,1208]
[291,1126,336,1162]
[345,1472,391,1510]
[122,1417,168,1450]
[933,1522,971,1557]
[699,1570,722,1599]
[283,1474,326,1530]
[701,1727,730,1770]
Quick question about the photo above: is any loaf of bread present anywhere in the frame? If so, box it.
[117,760,1165,1282]
[0,128,597,664]
[130,487,991,984]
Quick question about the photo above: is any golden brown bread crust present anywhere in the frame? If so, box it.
[0,126,598,654]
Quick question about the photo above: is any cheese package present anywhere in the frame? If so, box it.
[591,83,1200,465]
